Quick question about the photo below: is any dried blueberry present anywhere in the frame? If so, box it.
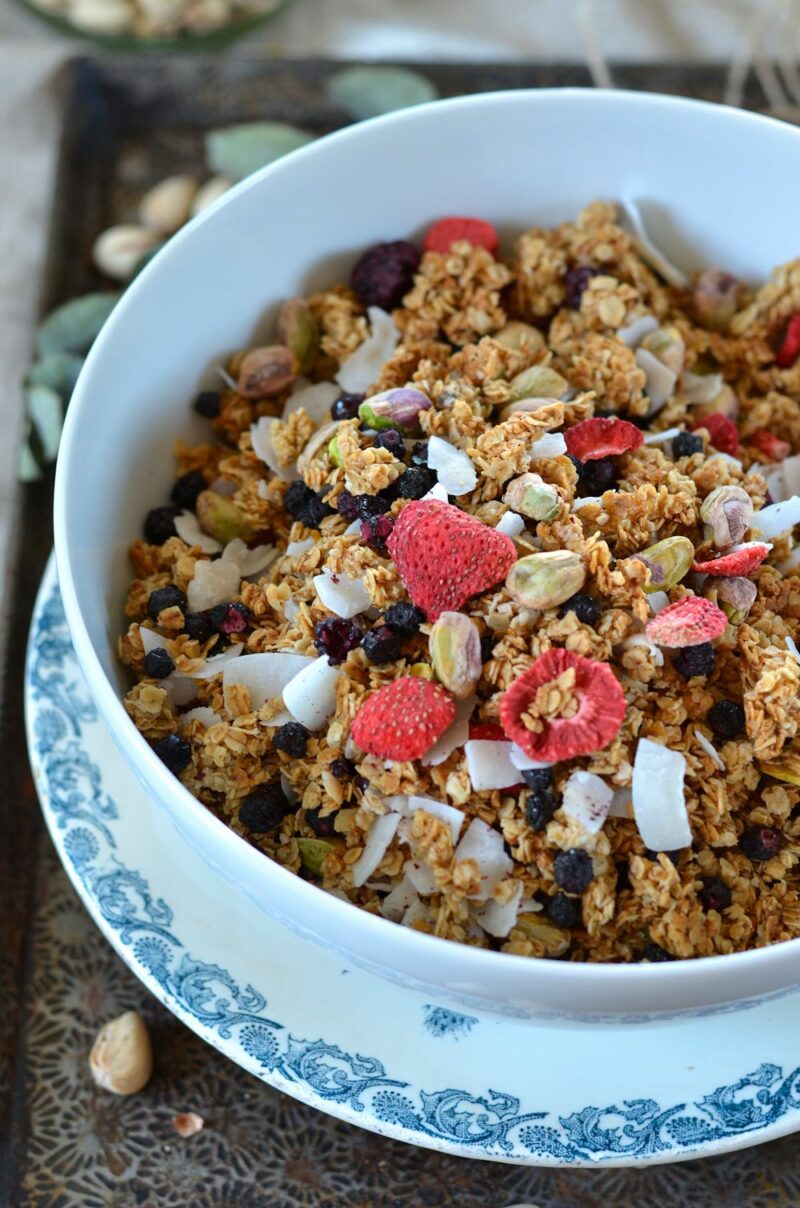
[360,513,394,550]
[208,602,249,634]
[522,767,553,792]
[699,877,732,912]
[559,593,601,625]
[553,848,594,894]
[194,389,221,419]
[305,808,337,837]
[273,722,310,757]
[740,825,784,862]
[641,942,675,963]
[395,465,435,499]
[671,431,704,459]
[384,602,425,636]
[147,585,187,621]
[143,648,175,679]
[356,493,391,520]
[239,783,292,833]
[374,428,406,456]
[525,789,558,831]
[579,457,618,495]
[313,617,363,663]
[362,625,403,664]
[410,441,429,465]
[564,264,601,309]
[144,506,180,545]
[673,642,715,679]
[152,733,192,775]
[330,757,355,779]
[546,892,582,929]
[707,699,745,740]
[183,612,214,643]
[170,470,206,510]
[350,240,420,310]
[336,489,360,521]
[331,392,364,421]
[285,479,334,529]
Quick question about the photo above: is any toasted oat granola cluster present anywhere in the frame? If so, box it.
[119,203,800,963]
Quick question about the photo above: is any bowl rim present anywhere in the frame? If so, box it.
[54,85,800,992]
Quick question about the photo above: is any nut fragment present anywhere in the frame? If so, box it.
[503,473,561,521]
[358,387,431,431]
[703,574,758,622]
[89,1010,153,1095]
[700,485,753,548]
[92,225,159,281]
[276,298,319,373]
[173,1111,205,1137]
[429,611,483,698]
[508,365,568,401]
[237,345,298,399]
[505,550,585,609]
[693,269,748,332]
[633,536,694,593]
[640,325,685,376]
[196,490,254,544]
[139,174,198,235]
[494,320,545,355]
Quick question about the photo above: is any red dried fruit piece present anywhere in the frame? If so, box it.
[351,676,455,761]
[645,595,729,647]
[777,314,800,368]
[692,411,739,456]
[499,648,626,762]
[424,216,499,256]
[564,417,644,462]
[692,542,771,577]
[749,430,791,461]
[387,499,517,621]
[468,723,506,741]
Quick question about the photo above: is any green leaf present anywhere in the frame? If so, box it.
[327,66,438,121]
[297,837,334,877]
[26,350,85,400]
[205,122,315,182]
[17,423,41,483]
[26,385,63,461]
[36,292,119,357]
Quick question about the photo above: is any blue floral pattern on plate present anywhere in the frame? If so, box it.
[25,567,800,1164]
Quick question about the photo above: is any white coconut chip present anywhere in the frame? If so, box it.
[139,627,169,654]
[313,568,371,618]
[508,743,553,772]
[380,876,419,921]
[618,314,658,347]
[453,818,513,900]
[621,633,664,667]
[250,414,295,482]
[162,674,198,708]
[647,591,671,614]
[632,737,691,851]
[643,426,682,446]
[344,518,362,536]
[620,198,689,288]
[174,511,222,554]
[762,465,788,504]
[426,435,477,496]
[336,307,399,394]
[682,370,724,405]
[706,452,743,470]
[495,510,526,537]
[635,347,677,414]
[421,693,476,767]
[187,645,243,679]
[782,454,800,497]
[753,496,800,539]
[404,859,438,896]
[608,787,634,819]
[421,481,449,503]
[529,432,567,460]
[180,706,222,728]
[401,897,428,928]
[571,495,604,512]
[477,881,523,939]
[258,480,270,500]
[282,656,340,731]
[351,811,401,888]
[282,379,340,425]
[785,634,800,663]
[286,536,315,557]
[222,538,277,579]
[393,795,465,845]
[464,739,521,791]
[284,598,300,622]
[187,558,242,612]
[695,729,725,771]
[280,772,299,806]
[562,771,614,834]
[222,651,314,715]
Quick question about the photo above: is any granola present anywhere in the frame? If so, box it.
[119,204,800,964]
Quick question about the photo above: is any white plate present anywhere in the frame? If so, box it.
[25,556,800,1167]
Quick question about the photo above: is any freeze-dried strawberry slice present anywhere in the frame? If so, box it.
[469,722,506,742]
[499,648,626,762]
[692,411,739,455]
[351,676,455,761]
[777,314,800,368]
[564,417,643,462]
[749,431,791,461]
[387,499,517,621]
[645,595,728,647]
[692,542,771,577]
[424,216,499,255]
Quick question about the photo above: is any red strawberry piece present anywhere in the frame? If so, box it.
[564,417,643,462]
[645,595,728,647]
[692,542,771,577]
[387,499,517,621]
[749,430,791,461]
[351,676,455,761]
[777,314,800,368]
[499,648,626,762]
[468,722,507,741]
[424,216,499,256]
[692,412,739,456]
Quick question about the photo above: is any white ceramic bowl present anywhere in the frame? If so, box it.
[55,88,800,1023]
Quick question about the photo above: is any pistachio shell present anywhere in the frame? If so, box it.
[297,837,335,876]
[509,365,568,401]
[693,269,748,332]
[494,321,545,355]
[503,473,561,521]
[36,292,119,357]
[327,65,438,120]
[277,298,319,372]
[196,490,254,544]
[703,575,757,623]
[205,122,315,182]
[237,345,298,399]
[634,536,694,593]
[506,550,585,609]
[700,485,753,548]
[139,174,198,234]
[92,225,160,281]
[429,611,482,699]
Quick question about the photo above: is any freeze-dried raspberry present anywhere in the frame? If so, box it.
[692,542,771,577]
[565,417,643,462]
[351,676,455,761]
[645,595,728,648]
[776,314,800,368]
[749,430,791,461]
[692,412,739,456]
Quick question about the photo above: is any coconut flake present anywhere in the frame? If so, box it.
[187,558,241,613]
[635,347,677,414]
[706,452,744,471]
[139,627,169,655]
[695,729,725,770]
[647,591,671,614]
[163,674,198,707]
[509,743,553,772]
[644,426,682,446]
[313,568,371,618]
[284,598,300,622]
[571,495,604,512]
[222,651,314,714]
[180,706,221,728]
[782,454,800,497]
[477,881,523,938]
[632,737,691,851]
[282,379,340,425]
[283,656,341,730]
[404,859,438,896]
[618,314,659,347]
[421,693,476,767]
[621,198,689,288]
[753,496,800,539]
[251,415,295,482]
[352,811,401,887]
[380,876,419,921]
[785,634,800,663]
[403,795,465,844]
[561,771,613,834]
[174,510,222,554]
[280,772,299,806]
[529,432,567,460]
[344,518,362,536]
[464,739,520,791]
[188,645,243,679]
[223,538,278,578]
[421,481,449,503]
[453,818,513,900]
[336,307,399,394]
[495,510,526,537]
[216,365,237,391]
[426,435,477,496]
[401,897,428,927]
[286,536,315,557]
[621,633,664,667]
[682,370,725,404]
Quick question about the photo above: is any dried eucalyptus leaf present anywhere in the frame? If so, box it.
[26,351,84,400]
[36,292,119,357]
[205,122,315,182]
[327,66,438,120]
[18,432,41,483]
[26,385,63,461]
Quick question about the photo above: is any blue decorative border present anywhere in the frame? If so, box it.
[26,573,800,1162]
